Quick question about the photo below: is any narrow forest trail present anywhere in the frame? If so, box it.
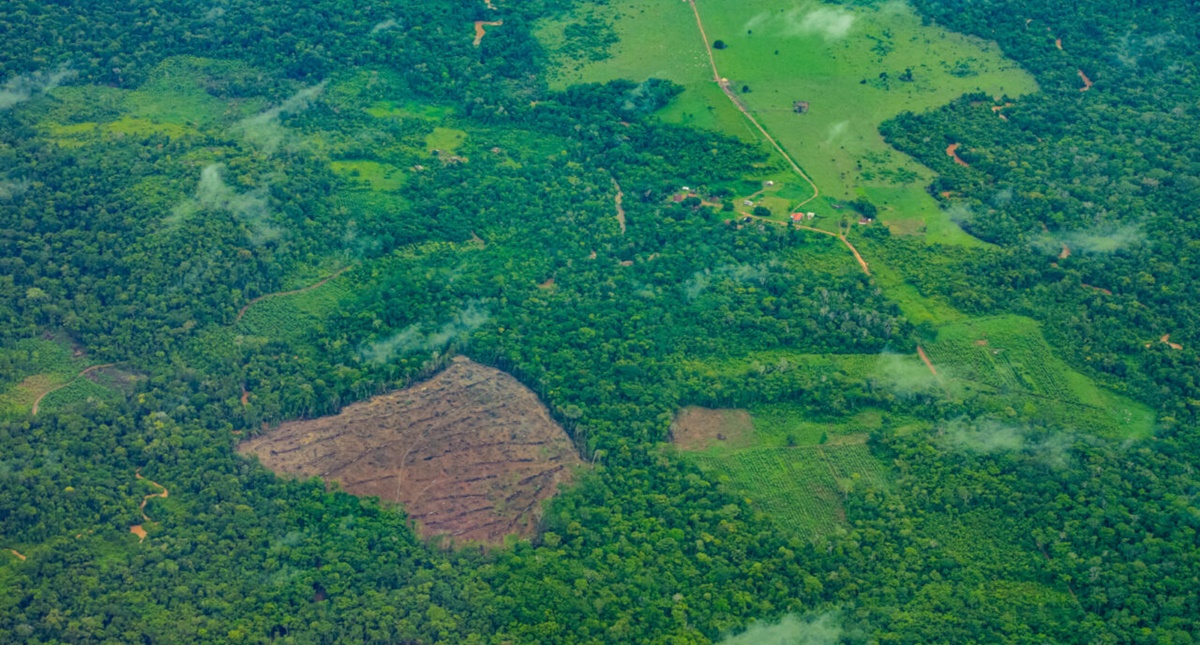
[1078,69,1093,91]
[685,0,820,207]
[612,177,626,235]
[31,363,119,416]
[130,470,169,543]
[917,346,938,377]
[474,20,503,47]
[946,143,970,167]
[235,265,352,323]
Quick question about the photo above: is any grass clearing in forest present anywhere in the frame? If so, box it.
[674,402,893,538]
[330,160,406,191]
[925,315,1155,439]
[540,0,1036,245]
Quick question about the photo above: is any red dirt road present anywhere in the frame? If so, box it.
[917,346,938,376]
[474,20,503,46]
[946,143,970,167]
[130,470,168,543]
[1078,69,1094,91]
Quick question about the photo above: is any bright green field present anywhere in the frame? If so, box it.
[925,315,1156,439]
[677,403,893,537]
[539,0,1037,245]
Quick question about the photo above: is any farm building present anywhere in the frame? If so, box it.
[793,101,810,114]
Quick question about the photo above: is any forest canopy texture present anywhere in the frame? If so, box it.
[1,0,1199,644]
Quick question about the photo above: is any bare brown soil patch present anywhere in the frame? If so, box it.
[992,103,1014,121]
[6,548,25,561]
[1161,334,1183,350]
[946,143,970,168]
[1055,38,1063,51]
[1078,69,1093,91]
[612,177,627,235]
[474,20,503,47]
[671,407,754,451]
[1081,283,1112,295]
[1059,244,1071,259]
[917,346,939,377]
[537,277,556,290]
[130,470,168,543]
[239,357,582,544]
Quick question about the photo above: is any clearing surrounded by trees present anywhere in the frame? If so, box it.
[239,357,583,544]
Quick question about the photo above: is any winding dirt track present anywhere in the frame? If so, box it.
[743,214,870,275]
[235,265,351,323]
[130,469,168,543]
[917,346,938,376]
[5,549,25,561]
[474,20,503,47]
[1078,69,1093,91]
[946,143,970,167]
[31,363,119,416]
[686,0,820,207]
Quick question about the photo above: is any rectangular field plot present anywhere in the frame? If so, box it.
[925,315,1154,438]
[692,445,888,538]
[824,443,889,492]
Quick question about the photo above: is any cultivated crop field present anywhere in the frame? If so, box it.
[926,315,1154,438]
[677,402,893,537]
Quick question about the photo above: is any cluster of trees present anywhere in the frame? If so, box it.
[2,0,1200,642]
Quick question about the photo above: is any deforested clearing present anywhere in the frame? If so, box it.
[670,406,754,450]
[239,357,582,545]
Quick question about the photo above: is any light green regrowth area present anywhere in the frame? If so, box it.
[539,0,1036,245]
[924,315,1156,439]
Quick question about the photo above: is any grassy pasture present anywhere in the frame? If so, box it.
[538,0,1036,244]
[674,401,894,537]
[330,160,407,191]
[925,315,1155,439]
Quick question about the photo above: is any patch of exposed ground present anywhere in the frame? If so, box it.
[946,143,970,167]
[917,346,939,377]
[5,549,25,561]
[474,21,503,47]
[671,407,754,451]
[130,470,168,543]
[1078,69,1093,91]
[612,177,626,235]
[239,357,582,544]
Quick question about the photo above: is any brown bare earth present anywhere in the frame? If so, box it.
[6,549,25,561]
[1082,283,1113,295]
[1078,69,1094,91]
[1161,334,1183,350]
[946,143,970,167]
[1059,244,1071,259]
[917,346,939,377]
[130,470,169,543]
[474,20,503,47]
[612,177,627,235]
[239,357,582,544]
[670,407,754,451]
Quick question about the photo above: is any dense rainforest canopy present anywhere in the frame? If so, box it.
[1,0,1198,643]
